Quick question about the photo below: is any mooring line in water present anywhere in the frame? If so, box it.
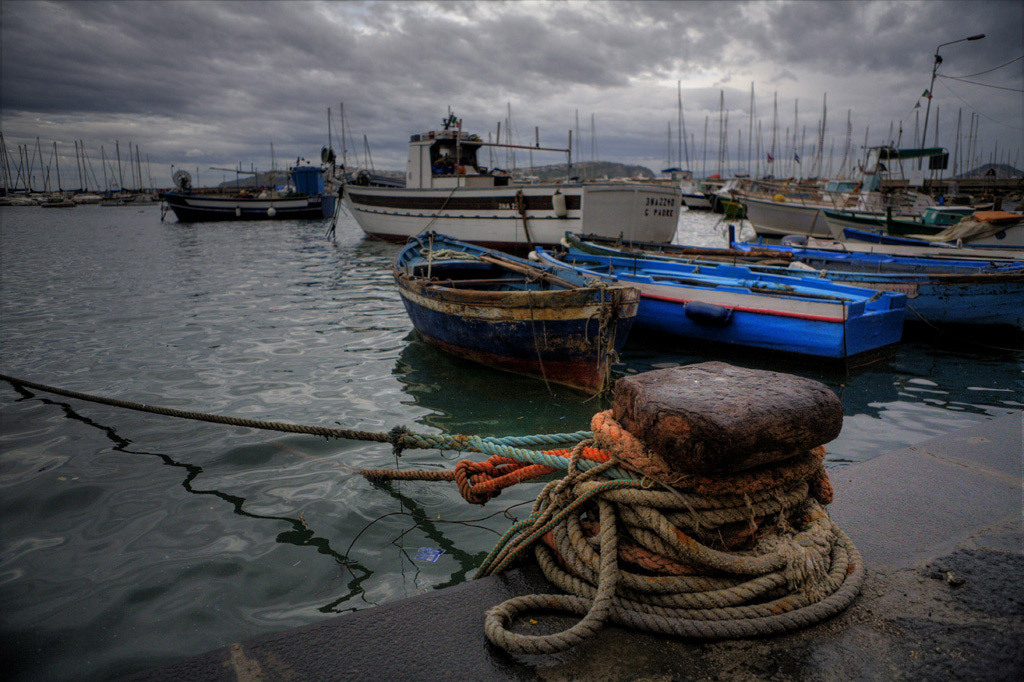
[0,372,592,457]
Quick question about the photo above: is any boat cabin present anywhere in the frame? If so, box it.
[406,128,508,190]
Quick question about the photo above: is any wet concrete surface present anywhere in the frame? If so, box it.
[124,414,1023,682]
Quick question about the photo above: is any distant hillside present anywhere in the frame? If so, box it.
[957,163,1022,179]
[214,169,293,189]
[519,161,657,181]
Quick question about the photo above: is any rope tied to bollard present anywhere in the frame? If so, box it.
[472,409,864,654]
[361,405,863,653]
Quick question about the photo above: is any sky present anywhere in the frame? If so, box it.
[1,0,1021,189]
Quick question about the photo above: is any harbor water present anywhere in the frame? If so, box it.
[1,204,1021,681]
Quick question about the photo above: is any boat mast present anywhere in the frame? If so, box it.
[136,145,144,192]
[53,142,64,192]
[678,81,689,171]
[115,141,125,192]
[770,91,777,174]
[716,90,724,177]
[101,146,108,193]
[747,83,754,176]
[701,116,708,178]
[952,108,962,177]
[36,137,47,193]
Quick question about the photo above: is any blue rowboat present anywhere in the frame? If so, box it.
[393,233,639,393]
[533,247,906,360]
[726,239,1024,329]
[565,233,1024,330]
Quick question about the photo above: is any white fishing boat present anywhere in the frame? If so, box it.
[341,115,682,251]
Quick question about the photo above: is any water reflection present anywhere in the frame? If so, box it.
[393,332,608,436]
[6,381,374,614]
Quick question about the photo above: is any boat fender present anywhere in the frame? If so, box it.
[780,234,807,246]
[773,193,786,202]
[267,207,277,218]
[235,207,241,217]
[552,190,567,218]
[684,301,733,326]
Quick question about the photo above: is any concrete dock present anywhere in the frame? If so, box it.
[124,414,1022,682]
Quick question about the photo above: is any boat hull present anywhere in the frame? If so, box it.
[345,183,681,250]
[396,277,637,392]
[743,196,833,238]
[161,193,326,222]
[730,242,1024,328]
[538,251,906,359]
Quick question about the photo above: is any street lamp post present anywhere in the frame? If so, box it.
[920,33,985,167]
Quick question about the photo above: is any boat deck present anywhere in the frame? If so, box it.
[123,414,1022,682]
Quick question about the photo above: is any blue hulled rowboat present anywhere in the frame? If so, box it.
[534,247,906,360]
[726,239,1024,329]
[393,233,639,393]
[564,233,1024,330]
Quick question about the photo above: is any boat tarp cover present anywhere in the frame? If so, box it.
[909,214,1023,243]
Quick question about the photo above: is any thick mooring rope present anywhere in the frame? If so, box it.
[0,373,589,457]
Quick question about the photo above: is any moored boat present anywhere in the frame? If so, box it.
[534,247,907,360]
[160,165,332,222]
[344,114,682,251]
[392,232,639,393]
[561,233,1024,330]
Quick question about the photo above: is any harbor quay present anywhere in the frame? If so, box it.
[121,373,1023,682]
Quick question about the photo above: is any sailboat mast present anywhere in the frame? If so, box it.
[116,141,124,191]
[747,83,754,176]
[101,146,108,193]
[701,116,708,179]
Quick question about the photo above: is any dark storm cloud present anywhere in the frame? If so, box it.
[1,0,1020,179]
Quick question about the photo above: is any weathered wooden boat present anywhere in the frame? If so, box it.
[160,165,331,222]
[344,114,681,251]
[392,232,639,393]
[533,247,907,360]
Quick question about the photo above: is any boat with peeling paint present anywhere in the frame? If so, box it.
[392,232,639,393]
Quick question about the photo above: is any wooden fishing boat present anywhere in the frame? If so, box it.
[160,165,331,222]
[724,239,1024,329]
[392,232,639,393]
[534,247,906,360]
[561,233,1024,329]
[344,114,681,251]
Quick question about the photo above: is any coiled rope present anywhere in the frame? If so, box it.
[365,409,863,654]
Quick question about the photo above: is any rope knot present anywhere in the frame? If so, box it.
[387,425,410,456]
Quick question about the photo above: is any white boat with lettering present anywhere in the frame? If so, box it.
[341,114,681,251]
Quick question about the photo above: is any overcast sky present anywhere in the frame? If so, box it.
[1,0,1021,188]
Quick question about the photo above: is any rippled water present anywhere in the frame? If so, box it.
[1,204,1021,681]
